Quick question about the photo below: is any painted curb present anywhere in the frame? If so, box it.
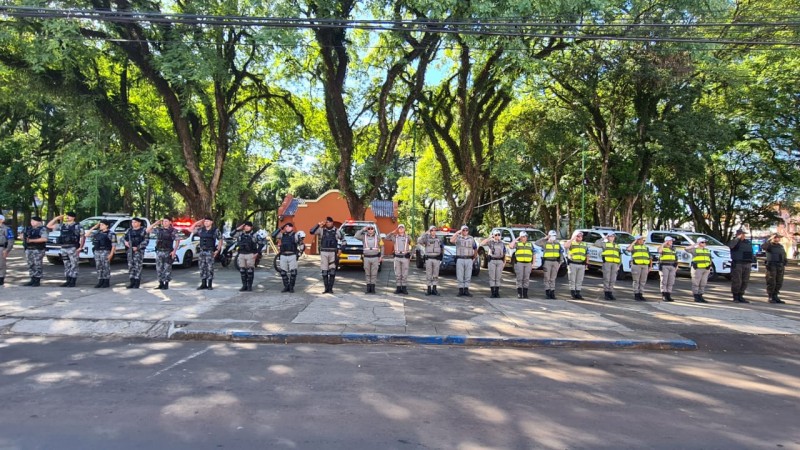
[167,327,698,350]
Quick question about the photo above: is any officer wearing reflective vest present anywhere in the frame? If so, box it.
[121,217,149,289]
[595,232,620,300]
[192,217,223,291]
[232,221,262,292]
[311,217,343,294]
[417,226,443,296]
[87,219,116,288]
[563,230,588,300]
[480,230,507,298]
[47,212,85,288]
[685,237,712,303]
[20,216,48,287]
[626,235,651,301]
[510,231,534,298]
[657,236,678,302]
[535,230,563,299]
[272,223,302,293]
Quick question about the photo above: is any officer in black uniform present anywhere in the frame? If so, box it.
[20,216,48,287]
[47,212,85,288]
[272,223,302,293]
[310,217,342,294]
[88,220,116,288]
[232,221,262,292]
[728,229,755,303]
[192,217,223,290]
[762,234,787,304]
[121,218,149,289]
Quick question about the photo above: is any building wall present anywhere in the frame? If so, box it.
[278,190,399,254]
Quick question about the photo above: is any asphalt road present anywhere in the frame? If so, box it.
[1,337,799,450]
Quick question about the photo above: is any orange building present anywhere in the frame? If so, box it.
[277,190,400,254]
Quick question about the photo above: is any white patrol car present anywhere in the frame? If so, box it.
[645,230,753,281]
[143,226,201,268]
[46,214,151,264]
[479,226,565,276]
[575,227,658,279]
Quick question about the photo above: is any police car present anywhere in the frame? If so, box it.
[646,229,754,280]
[414,227,481,276]
[574,227,657,278]
[45,214,151,264]
[142,219,200,268]
[338,220,383,269]
[478,226,566,276]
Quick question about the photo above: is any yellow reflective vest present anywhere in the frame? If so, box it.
[692,248,712,269]
[514,242,533,263]
[601,242,621,264]
[660,247,677,265]
[631,244,651,265]
[543,242,562,261]
[568,242,588,263]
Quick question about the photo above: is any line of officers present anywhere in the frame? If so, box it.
[4,213,790,304]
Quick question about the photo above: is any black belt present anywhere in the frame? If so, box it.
[321,248,338,252]
[660,262,677,267]
[281,251,297,256]
[632,263,650,266]
[394,253,411,259]
[200,247,216,252]
[489,257,505,261]
[568,260,586,265]
[425,254,442,260]
[364,255,380,258]
[454,256,473,260]
[543,258,560,262]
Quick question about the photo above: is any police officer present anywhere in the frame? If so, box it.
[146,218,181,290]
[480,230,506,298]
[685,238,711,303]
[535,230,563,299]
[450,225,477,297]
[510,231,533,298]
[387,225,412,295]
[355,224,383,294]
[728,229,755,303]
[191,217,223,290]
[121,217,149,289]
[0,214,14,286]
[596,232,620,300]
[272,223,302,293]
[20,216,48,287]
[232,221,262,292]
[658,236,678,302]
[87,220,116,288]
[563,230,588,300]
[47,212,85,287]
[311,217,343,294]
[762,233,787,304]
[626,235,651,301]
[417,226,443,296]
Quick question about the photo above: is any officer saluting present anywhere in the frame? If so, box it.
[310,217,343,293]
[232,221,262,292]
[626,235,651,301]
[87,220,116,288]
[450,225,477,297]
[192,217,223,290]
[146,218,181,290]
[480,230,506,298]
[20,216,48,287]
[0,214,14,286]
[510,231,533,298]
[355,224,382,294]
[121,218,149,289]
[47,212,84,288]
[728,229,755,303]
[417,226,443,296]
[535,230,562,299]
[762,233,787,304]
[273,223,303,293]
[563,230,588,300]
[657,236,678,302]
[387,224,412,295]
[596,232,620,300]
[685,238,711,303]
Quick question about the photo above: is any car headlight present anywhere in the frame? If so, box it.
[712,251,730,259]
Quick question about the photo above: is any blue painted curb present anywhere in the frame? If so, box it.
[169,328,697,350]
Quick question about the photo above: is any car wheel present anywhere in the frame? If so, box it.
[556,263,568,278]
[181,251,193,268]
[273,254,280,273]
[479,249,488,268]
[509,255,517,274]
[415,251,424,269]
[47,256,63,265]
[708,265,719,281]
[471,260,480,277]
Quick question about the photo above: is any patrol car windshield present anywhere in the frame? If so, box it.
[511,228,545,240]
[612,233,636,244]
[79,218,102,229]
[341,224,375,237]
[686,233,724,246]
[437,232,455,246]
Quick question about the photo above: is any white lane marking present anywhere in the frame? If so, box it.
[149,345,217,378]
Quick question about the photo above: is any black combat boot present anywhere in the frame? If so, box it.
[464,288,473,297]
[609,291,616,300]
[61,277,71,287]
[23,278,35,286]
[197,279,208,290]
[662,292,673,302]
[739,294,749,303]
[693,294,707,303]
[133,279,141,289]
[289,272,297,293]
[95,279,104,288]
[329,274,336,293]
[402,286,409,295]
[0,277,4,286]
[207,279,213,291]
[126,278,136,289]
[773,294,785,304]
[156,281,164,290]
[370,284,376,294]
[522,288,529,299]
[570,290,578,299]
[103,279,111,288]
[635,293,645,301]
[322,275,330,293]
[666,292,673,302]
[395,286,402,294]
[426,286,432,296]
[365,284,372,294]
[432,285,440,296]
[517,288,523,299]
[247,270,255,291]
[239,272,248,292]
[163,281,169,290]
[575,291,584,300]
[280,272,290,292]
[31,277,41,287]
[457,288,464,297]
[551,290,557,300]
[70,277,77,287]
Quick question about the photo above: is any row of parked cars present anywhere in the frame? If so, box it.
[45,214,199,267]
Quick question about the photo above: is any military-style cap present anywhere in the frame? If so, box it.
[572,231,583,238]
[634,234,644,240]
[100,219,112,226]
[664,236,674,242]
[0,215,5,221]
[243,221,253,227]
[492,230,501,236]
[31,216,43,222]
[697,237,707,243]
[66,211,77,218]
[398,224,405,229]
[518,231,528,237]
[282,222,294,228]
[428,226,437,231]
[735,229,746,235]
[460,225,469,231]
[548,230,557,237]
[203,216,213,221]
[606,231,616,236]
[132,217,144,224]
[326,216,334,222]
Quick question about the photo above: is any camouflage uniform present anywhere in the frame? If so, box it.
[196,226,221,285]
[0,224,13,283]
[91,229,116,286]
[24,225,48,283]
[154,227,181,285]
[122,226,149,287]
[56,222,83,281]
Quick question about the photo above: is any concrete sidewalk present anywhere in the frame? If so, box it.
[1,254,798,350]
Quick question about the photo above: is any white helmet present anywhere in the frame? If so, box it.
[296,231,306,239]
